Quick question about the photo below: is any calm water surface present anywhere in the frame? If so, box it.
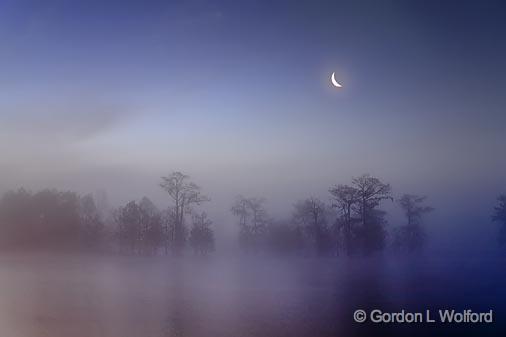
[0,254,504,337]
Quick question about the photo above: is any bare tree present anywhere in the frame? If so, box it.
[393,194,433,252]
[352,174,392,254]
[189,212,215,255]
[329,185,360,256]
[293,197,332,256]
[115,201,142,254]
[398,194,433,226]
[139,197,163,255]
[160,172,209,255]
[231,195,250,230]
[161,207,176,255]
[352,174,392,225]
[79,194,104,249]
[247,197,268,237]
[231,196,268,253]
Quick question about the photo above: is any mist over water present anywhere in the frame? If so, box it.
[1,0,506,336]
[0,254,504,337]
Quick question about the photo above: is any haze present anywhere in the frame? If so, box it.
[1,0,505,251]
[1,2,506,337]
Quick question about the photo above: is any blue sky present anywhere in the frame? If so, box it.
[0,0,505,247]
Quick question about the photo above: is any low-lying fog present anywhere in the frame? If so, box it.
[0,254,505,337]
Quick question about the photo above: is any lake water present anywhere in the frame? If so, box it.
[0,254,504,337]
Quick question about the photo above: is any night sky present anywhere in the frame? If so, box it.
[0,0,505,249]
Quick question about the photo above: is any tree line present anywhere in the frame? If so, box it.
[0,171,505,256]
[0,172,214,255]
[231,174,434,256]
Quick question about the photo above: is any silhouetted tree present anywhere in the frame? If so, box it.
[0,188,35,247]
[115,201,142,254]
[352,174,392,255]
[114,198,166,255]
[231,196,268,253]
[393,194,433,252]
[79,194,104,249]
[189,212,215,255]
[139,197,163,255]
[161,207,177,255]
[34,190,81,248]
[0,189,81,250]
[247,197,268,242]
[492,195,506,246]
[160,172,209,256]
[359,208,388,253]
[293,198,333,256]
[329,185,360,256]
[231,195,251,251]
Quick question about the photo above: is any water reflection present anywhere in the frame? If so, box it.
[0,254,504,337]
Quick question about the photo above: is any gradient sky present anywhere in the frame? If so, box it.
[1,0,505,249]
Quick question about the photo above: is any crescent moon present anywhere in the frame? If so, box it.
[331,72,342,88]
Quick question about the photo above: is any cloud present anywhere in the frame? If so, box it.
[0,97,132,144]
